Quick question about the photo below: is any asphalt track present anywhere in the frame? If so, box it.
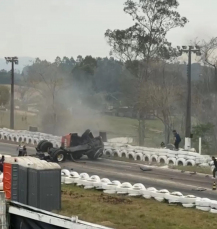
[1,142,217,200]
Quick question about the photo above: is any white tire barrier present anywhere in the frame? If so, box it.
[135,153,143,161]
[127,151,136,160]
[76,173,90,186]
[116,182,133,194]
[46,169,217,214]
[102,180,121,194]
[11,135,17,142]
[84,175,101,189]
[196,198,211,211]
[27,137,33,144]
[61,169,71,177]
[176,158,187,166]
[186,156,196,160]
[112,149,120,157]
[0,128,211,167]
[210,200,217,212]
[164,191,183,204]
[104,148,113,157]
[210,208,217,213]
[128,183,146,197]
[95,178,111,190]
[151,189,170,202]
[186,160,196,166]
[143,187,157,199]
[167,157,177,165]
[120,150,128,158]
[7,135,11,141]
[150,155,158,163]
[143,154,151,162]
[157,156,167,164]
[3,134,7,140]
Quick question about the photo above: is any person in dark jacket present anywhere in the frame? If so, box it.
[173,130,181,150]
[212,156,217,178]
[0,156,5,173]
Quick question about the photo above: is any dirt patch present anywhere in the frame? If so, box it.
[97,193,132,204]
[62,190,85,198]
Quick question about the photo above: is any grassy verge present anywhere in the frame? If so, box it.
[0,110,38,130]
[169,165,212,175]
[60,185,217,229]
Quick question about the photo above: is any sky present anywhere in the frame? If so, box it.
[0,0,216,62]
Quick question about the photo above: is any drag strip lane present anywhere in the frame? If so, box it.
[0,142,216,199]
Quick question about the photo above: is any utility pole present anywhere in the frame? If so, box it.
[5,57,19,129]
[177,46,201,150]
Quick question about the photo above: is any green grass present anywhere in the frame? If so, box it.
[92,115,164,147]
[0,110,38,130]
[60,185,217,229]
[169,165,212,175]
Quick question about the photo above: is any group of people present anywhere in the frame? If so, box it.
[17,142,27,156]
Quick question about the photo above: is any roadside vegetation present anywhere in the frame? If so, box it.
[170,165,212,175]
[60,185,217,229]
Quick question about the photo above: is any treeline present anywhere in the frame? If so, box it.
[0,70,22,85]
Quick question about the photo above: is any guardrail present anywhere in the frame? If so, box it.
[8,200,114,229]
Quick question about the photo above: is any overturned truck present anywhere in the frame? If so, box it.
[35,130,104,162]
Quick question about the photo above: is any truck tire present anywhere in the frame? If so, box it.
[87,148,103,160]
[40,141,53,152]
[36,140,48,151]
[53,149,66,163]
[72,153,83,160]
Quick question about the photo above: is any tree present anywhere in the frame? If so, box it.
[24,59,65,134]
[199,37,217,91]
[146,61,184,144]
[0,85,10,106]
[192,37,217,150]
[105,0,188,145]
[192,123,215,154]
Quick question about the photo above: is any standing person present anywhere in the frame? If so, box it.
[212,156,217,179]
[0,156,5,173]
[173,130,181,150]
[17,142,26,156]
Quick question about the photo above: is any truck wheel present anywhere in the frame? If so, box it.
[41,141,53,152]
[36,140,48,151]
[72,153,83,160]
[53,149,66,163]
[87,151,97,160]
[88,148,103,160]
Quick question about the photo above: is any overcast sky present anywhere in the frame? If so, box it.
[0,0,216,62]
